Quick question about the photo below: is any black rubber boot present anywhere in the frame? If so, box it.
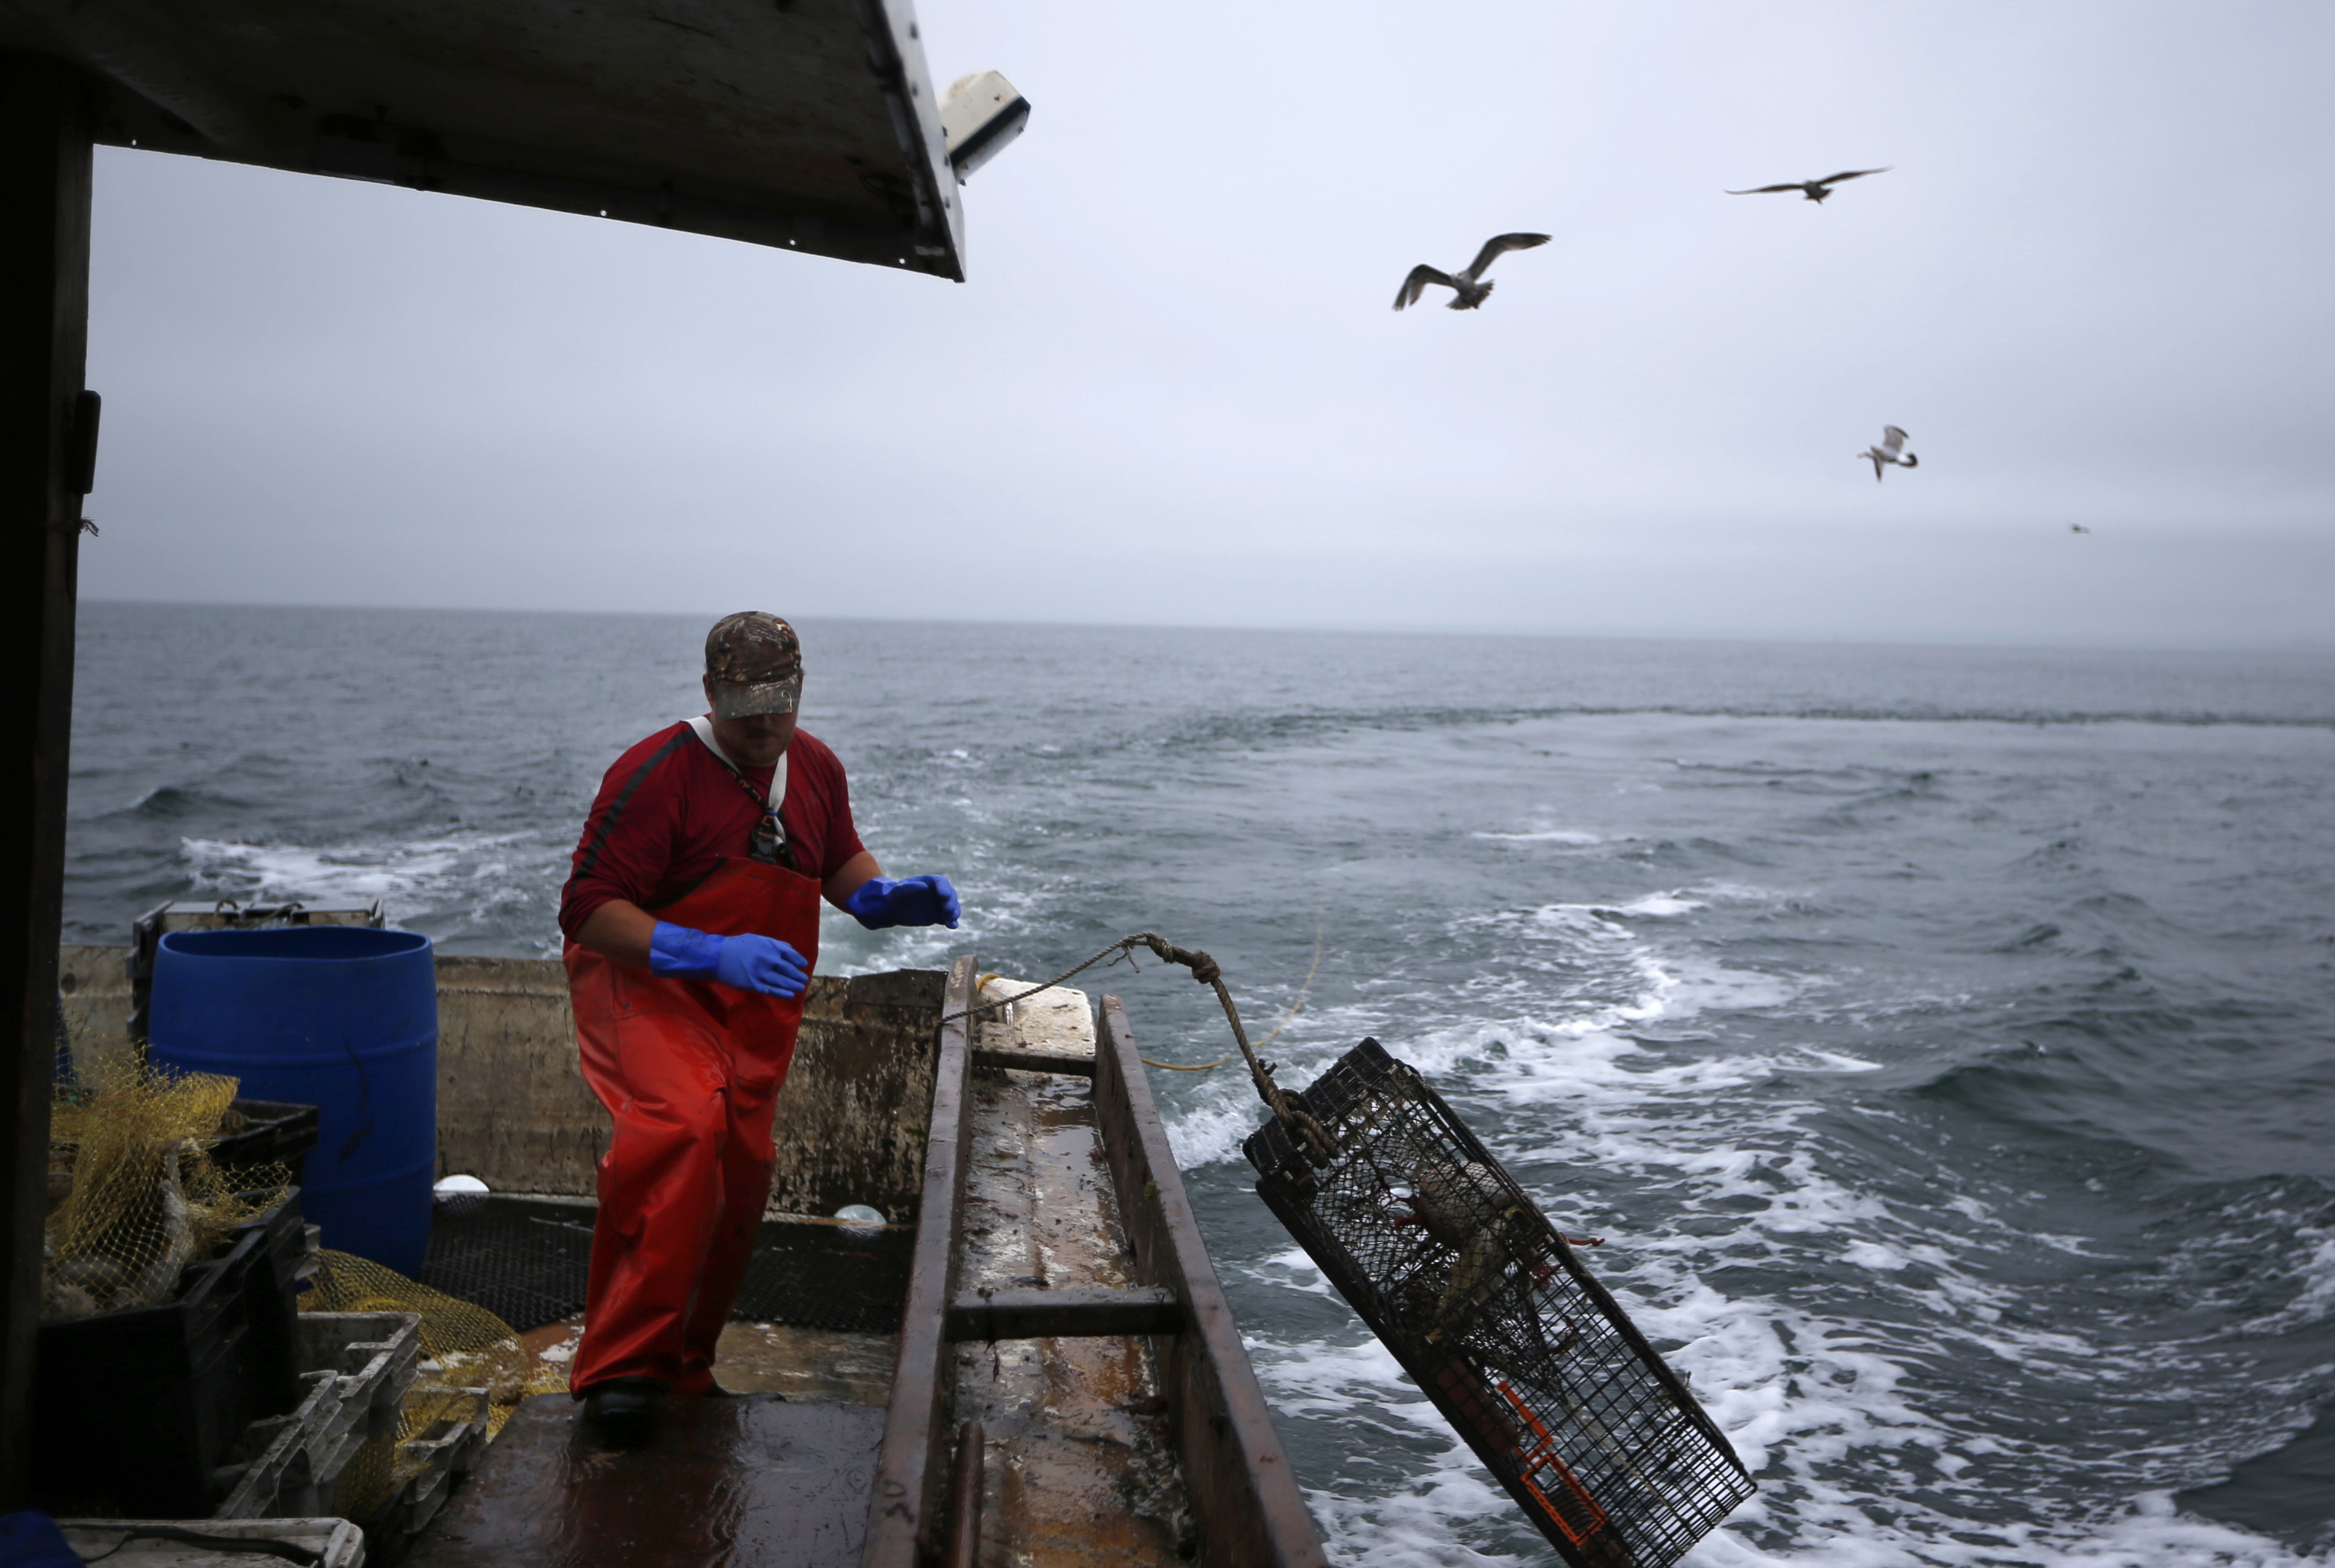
[582,1376,666,1445]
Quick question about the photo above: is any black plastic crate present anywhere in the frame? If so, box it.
[1246,1039,1754,1568]
[34,1194,307,1518]
[227,1189,307,1411]
[211,1099,320,1190]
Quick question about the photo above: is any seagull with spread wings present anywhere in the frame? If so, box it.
[1393,232,1552,311]
[1727,167,1890,204]
[1860,425,1918,482]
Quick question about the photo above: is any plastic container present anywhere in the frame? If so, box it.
[213,1098,322,1190]
[57,1516,366,1568]
[149,927,437,1275]
[35,1196,306,1519]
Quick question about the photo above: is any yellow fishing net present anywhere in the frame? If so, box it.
[43,1042,292,1321]
[47,1042,565,1525]
[301,1247,567,1443]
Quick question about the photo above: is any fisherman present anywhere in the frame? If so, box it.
[557,611,960,1439]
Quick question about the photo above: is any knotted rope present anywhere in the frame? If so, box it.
[942,932,1338,1167]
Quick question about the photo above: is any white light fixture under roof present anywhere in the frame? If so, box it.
[939,70,1029,183]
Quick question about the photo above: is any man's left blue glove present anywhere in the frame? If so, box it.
[844,874,962,931]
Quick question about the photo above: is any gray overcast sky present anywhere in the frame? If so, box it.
[82,2,2335,647]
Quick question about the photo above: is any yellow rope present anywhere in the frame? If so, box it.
[1138,919,1324,1073]
[1254,920,1324,1051]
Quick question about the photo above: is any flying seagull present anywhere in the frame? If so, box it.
[1727,168,1890,204]
[2070,524,2091,534]
[1393,233,1551,311]
[1860,425,1917,482]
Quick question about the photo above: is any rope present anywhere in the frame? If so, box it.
[944,932,1338,1167]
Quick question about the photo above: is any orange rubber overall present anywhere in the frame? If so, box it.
[561,855,822,1396]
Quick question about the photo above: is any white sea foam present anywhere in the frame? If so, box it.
[1243,1245,1338,1300]
[1473,827,1607,846]
[179,831,559,941]
[1247,1331,1549,1566]
[1615,891,1705,917]
[1165,886,1816,1172]
[2240,1222,2335,1335]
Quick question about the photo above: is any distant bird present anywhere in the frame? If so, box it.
[2070,524,2091,534]
[1393,233,1551,311]
[1860,425,1918,482]
[1727,167,1891,204]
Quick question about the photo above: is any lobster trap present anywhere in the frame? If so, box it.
[1244,1038,1754,1568]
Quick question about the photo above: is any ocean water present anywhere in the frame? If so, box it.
[67,601,2335,1566]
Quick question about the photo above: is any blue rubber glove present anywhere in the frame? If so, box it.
[648,923,809,998]
[843,874,963,931]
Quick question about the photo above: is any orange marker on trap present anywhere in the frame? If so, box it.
[1498,1379,1611,1547]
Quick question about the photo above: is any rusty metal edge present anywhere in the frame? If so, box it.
[941,1420,983,1568]
[860,952,978,1567]
[1093,995,1327,1568]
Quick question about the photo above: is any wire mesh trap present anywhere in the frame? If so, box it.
[1244,1038,1754,1568]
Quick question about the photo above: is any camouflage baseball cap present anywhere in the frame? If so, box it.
[704,612,803,719]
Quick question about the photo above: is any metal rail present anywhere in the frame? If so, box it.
[1093,997,1327,1568]
[860,953,978,1568]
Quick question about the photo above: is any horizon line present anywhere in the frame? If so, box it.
[74,595,2335,661]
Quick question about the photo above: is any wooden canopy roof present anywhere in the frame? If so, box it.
[0,0,970,278]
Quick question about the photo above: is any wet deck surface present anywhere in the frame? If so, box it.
[408,1393,885,1568]
[956,985,1192,1567]
[522,1318,898,1408]
[712,1323,898,1406]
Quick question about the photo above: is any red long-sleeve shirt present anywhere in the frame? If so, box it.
[558,722,865,942]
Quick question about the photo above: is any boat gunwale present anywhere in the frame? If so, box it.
[861,952,980,1566]
[857,962,1325,1566]
[1094,993,1327,1568]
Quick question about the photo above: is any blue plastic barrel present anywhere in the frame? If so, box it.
[149,926,437,1276]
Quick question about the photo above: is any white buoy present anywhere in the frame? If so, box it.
[833,1203,886,1237]
[434,1173,490,1218]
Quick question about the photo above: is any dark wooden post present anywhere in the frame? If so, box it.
[0,50,93,1507]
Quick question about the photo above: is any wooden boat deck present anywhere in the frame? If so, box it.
[949,990,1192,1564]
[400,958,1322,1568]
